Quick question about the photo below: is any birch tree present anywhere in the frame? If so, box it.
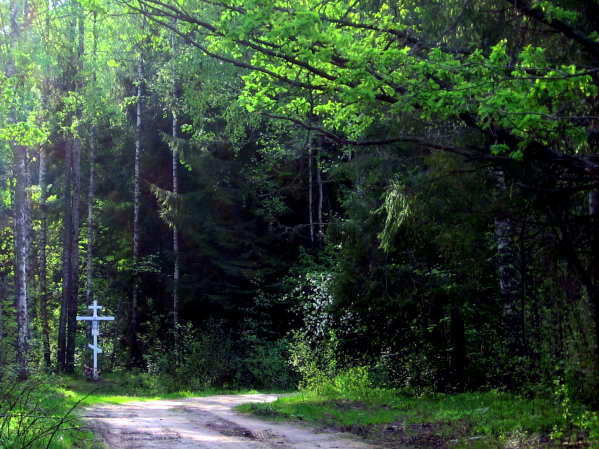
[171,29,180,335]
[129,55,143,366]
[6,0,31,381]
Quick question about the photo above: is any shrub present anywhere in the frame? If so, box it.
[242,336,296,390]
[144,320,238,391]
[288,329,340,392]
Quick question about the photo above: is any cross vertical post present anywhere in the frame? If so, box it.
[76,300,114,380]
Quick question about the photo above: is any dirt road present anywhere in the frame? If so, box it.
[83,394,379,449]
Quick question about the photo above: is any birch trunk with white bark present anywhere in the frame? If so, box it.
[172,111,179,332]
[171,29,180,335]
[8,0,31,380]
[130,56,143,366]
[14,144,30,380]
[316,145,324,242]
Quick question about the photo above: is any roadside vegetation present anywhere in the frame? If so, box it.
[0,372,263,449]
[239,367,599,449]
[0,375,93,449]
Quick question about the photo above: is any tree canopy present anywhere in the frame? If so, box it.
[0,0,598,426]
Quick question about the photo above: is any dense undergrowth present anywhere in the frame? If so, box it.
[238,367,599,449]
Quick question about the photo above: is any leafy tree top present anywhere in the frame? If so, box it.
[119,0,598,173]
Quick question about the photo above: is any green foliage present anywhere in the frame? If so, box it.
[378,182,414,252]
[0,376,93,449]
[323,366,374,402]
[288,329,340,392]
[160,0,599,161]
[534,1,580,23]
[0,6,598,449]
[144,321,237,391]
[550,379,599,442]
[241,384,598,448]
[143,321,296,391]
[242,336,296,390]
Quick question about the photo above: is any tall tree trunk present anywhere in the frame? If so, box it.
[86,142,96,305]
[172,111,179,332]
[171,29,180,335]
[7,0,31,381]
[316,144,324,242]
[308,146,314,242]
[84,12,98,373]
[588,191,599,362]
[493,169,524,356]
[14,144,30,380]
[130,56,143,366]
[59,136,81,374]
[25,148,34,331]
[58,138,73,372]
[87,12,97,306]
[66,3,85,373]
[450,305,466,388]
[0,272,5,380]
[65,137,81,372]
[59,5,84,373]
[38,0,53,370]
[39,144,51,368]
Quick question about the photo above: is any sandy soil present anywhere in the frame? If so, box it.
[82,393,380,449]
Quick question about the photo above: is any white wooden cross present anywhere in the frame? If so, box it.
[76,300,114,380]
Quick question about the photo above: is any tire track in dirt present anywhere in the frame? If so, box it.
[82,394,380,449]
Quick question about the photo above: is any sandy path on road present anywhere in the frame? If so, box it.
[82,394,379,449]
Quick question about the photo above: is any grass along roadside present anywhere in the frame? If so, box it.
[0,376,95,449]
[1,372,273,449]
[56,373,263,407]
[237,388,599,449]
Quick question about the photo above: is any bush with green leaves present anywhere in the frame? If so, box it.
[241,336,296,390]
[143,320,238,390]
[143,320,297,390]
[550,379,599,443]
[288,329,341,392]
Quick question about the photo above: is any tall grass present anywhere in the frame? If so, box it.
[0,376,94,449]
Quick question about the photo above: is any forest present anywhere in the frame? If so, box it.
[0,0,598,448]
